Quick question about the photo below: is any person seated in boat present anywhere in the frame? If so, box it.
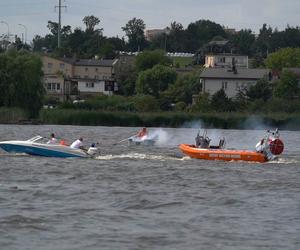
[70,137,84,149]
[209,138,226,149]
[195,133,210,148]
[137,127,148,140]
[47,133,57,144]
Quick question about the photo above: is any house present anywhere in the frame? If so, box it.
[200,67,270,98]
[42,55,118,101]
[205,53,248,68]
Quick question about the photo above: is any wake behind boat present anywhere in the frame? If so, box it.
[0,136,99,158]
[180,129,284,163]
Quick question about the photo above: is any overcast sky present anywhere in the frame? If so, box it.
[0,0,299,42]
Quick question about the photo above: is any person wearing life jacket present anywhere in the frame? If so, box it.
[47,133,58,144]
[137,127,148,140]
[70,137,84,149]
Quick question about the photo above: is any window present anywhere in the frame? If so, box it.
[59,63,65,69]
[51,83,56,90]
[105,81,114,91]
[219,57,225,63]
[85,82,94,88]
[222,81,228,90]
[47,63,53,68]
[47,83,51,90]
[57,83,60,90]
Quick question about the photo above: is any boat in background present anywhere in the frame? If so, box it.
[128,134,158,146]
[180,129,284,163]
[0,136,99,158]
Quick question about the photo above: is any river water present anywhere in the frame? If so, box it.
[0,125,299,250]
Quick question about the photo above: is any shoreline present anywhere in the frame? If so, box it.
[0,108,299,130]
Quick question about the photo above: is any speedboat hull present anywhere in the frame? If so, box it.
[0,140,88,158]
[128,138,156,146]
[179,144,267,163]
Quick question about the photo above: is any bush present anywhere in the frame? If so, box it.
[132,95,160,112]
[59,95,135,112]
[174,101,187,111]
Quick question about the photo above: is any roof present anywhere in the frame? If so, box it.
[283,68,300,78]
[61,58,117,67]
[43,55,117,67]
[205,53,247,57]
[207,40,229,46]
[200,68,270,80]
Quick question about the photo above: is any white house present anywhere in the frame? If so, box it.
[200,68,270,98]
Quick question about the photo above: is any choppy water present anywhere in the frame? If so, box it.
[0,125,299,250]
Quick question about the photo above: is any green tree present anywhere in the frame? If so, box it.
[122,17,146,51]
[246,78,272,101]
[230,29,255,56]
[273,70,299,99]
[132,95,160,112]
[191,92,211,112]
[255,24,273,57]
[265,47,300,70]
[136,65,177,97]
[0,50,44,117]
[210,88,235,112]
[83,15,102,32]
[135,50,171,72]
[185,20,227,52]
[167,21,186,52]
[163,72,201,104]
[99,42,116,59]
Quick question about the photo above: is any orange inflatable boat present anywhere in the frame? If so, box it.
[179,144,267,162]
[179,129,284,163]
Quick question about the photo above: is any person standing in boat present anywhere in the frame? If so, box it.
[70,137,84,149]
[47,133,58,144]
[137,127,148,140]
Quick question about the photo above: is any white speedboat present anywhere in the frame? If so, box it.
[128,135,158,146]
[0,136,98,158]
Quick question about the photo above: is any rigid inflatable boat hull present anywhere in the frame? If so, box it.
[179,144,267,163]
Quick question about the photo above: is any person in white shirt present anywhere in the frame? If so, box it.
[47,133,58,144]
[70,138,84,149]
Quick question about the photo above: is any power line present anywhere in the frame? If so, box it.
[55,0,67,48]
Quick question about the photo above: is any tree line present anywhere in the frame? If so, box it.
[30,16,300,61]
[1,16,300,119]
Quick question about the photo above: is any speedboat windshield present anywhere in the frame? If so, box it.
[27,135,44,142]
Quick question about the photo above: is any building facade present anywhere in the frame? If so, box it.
[42,55,118,101]
[200,68,270,98]
[205,54,248,68]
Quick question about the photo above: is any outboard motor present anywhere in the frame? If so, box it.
[256,129,284,161]
[87,143,99,156]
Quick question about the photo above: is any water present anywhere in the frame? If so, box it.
[0,125,299,250]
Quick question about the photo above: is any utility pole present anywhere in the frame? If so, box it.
[55,0,67,48]
[18,24,27,45]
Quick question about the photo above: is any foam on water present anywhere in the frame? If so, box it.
[95,153,184,161]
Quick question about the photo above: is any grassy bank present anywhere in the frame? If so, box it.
[38,109,300,130]
[0,107,28,124]
[0,108,298,130]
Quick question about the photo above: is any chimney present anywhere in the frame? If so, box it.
[232,57,237,74]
